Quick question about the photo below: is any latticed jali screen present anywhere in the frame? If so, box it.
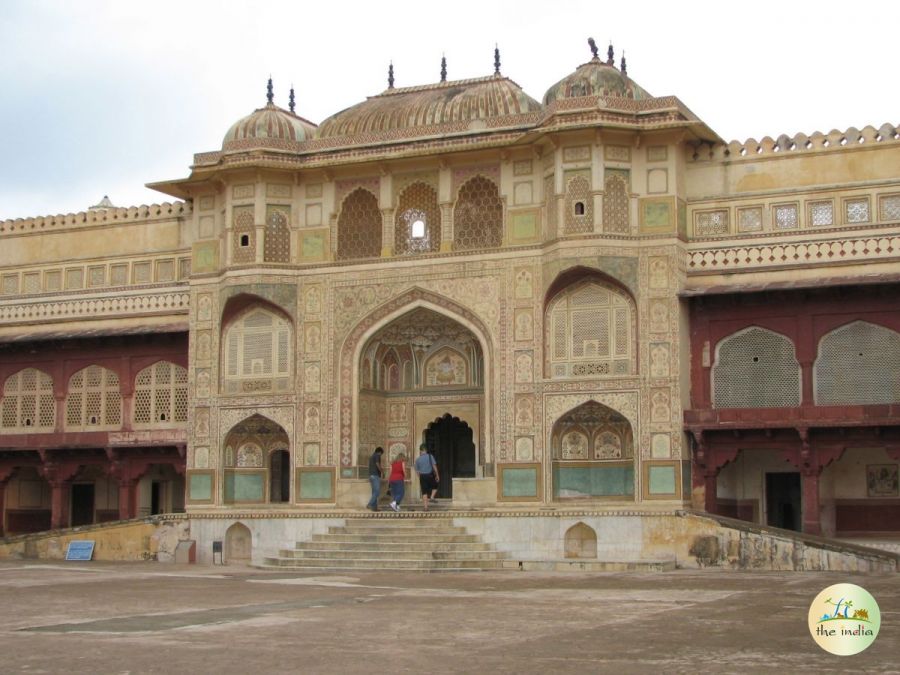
[394,183,440,255]
[453,176,503,250]
[65,365,121,427]
[337,189,382,260]
[232,207,256,263]
[133,361,188,426]
[224,309,291,393]
[548,281,633,378]
[602,172,630,233]
[815,321,900,404]
[263,208,290,263]
[564,174,593,234]
[1,368,55,431]
[712,328,800,408]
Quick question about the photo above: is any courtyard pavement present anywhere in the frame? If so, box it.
[0,561,896,674]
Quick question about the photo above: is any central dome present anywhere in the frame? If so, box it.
[543,56,650,105]
[318,76,542,139]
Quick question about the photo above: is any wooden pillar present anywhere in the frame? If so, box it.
[801,469,821,535]
[118,480,136,520]
[49,480,70,530]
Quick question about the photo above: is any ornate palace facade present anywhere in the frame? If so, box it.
[1,43,898,541]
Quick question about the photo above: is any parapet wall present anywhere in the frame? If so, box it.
[0,202,191,235]
[689,123,900,162]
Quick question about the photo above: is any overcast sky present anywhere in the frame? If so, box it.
[0,0,896,220]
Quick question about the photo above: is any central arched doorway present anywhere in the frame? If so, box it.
[356,306,485,488]
[424,413,476,498]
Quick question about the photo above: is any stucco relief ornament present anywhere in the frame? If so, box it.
[304,406,320,434]
[305,286,322,314]
[515,396,534,427]
[197,294,212,321]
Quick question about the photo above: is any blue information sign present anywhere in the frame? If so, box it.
[65,540,95,561]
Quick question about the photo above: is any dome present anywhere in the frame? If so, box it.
[222,103,317,150]
[543,55,651,105]
[318,75,542,139]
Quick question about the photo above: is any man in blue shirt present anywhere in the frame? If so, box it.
[414,444,440,511]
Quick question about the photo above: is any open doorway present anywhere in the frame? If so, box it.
[423,414,476,498]
[70,483,95,527]
[269,449,290,503]
[765,472,801,531]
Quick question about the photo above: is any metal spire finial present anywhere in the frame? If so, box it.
[388,62,394,89]
[266,76,274,104]
[440,54,447,82]
[607,42,614,65]
[494,44,501,75]
[620,52,627,75]
[289,85,295,113]
[588,37,598,59]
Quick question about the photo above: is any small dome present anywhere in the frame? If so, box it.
[222,102,317,149]
[318,76,542,139]
[543,56,650,105]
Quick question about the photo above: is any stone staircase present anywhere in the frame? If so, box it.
[262,516,508,572]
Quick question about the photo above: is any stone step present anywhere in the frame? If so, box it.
[312,533,480,544]
[262,556,506,570]
[256,564,483,574]
[330,525,468,536]
[342,517,458,527]
[294,541,495,553]
[276,548,507,561]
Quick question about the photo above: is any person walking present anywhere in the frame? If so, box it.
[414,444,439,511]
[367,447,384,511]
[388,452,406,512]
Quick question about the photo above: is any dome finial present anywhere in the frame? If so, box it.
[494,44,501,75]
[388,61,395,89]
[620,52,627,75]
[440,54,447,82]
[266,76,274,104]
[588,37,598,59]
[289,85,295,113]
[607,42,614,65]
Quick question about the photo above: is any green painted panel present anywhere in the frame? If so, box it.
[302,233,325,258]
[299,471,333,500]
[512,213,537,239]
[224,471,265,502]
[643,201,672,231]
[189,473,212,501]
[501,467,538,498]
[649,465,676,495]
[553,465,634,498]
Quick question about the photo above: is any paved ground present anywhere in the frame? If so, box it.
[0,561,896,674]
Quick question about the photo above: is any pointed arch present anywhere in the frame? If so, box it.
[712,327,800,408]
[1,368,55,432]
[453,175,503,250]
[65,365,121,430]
[221,302,293,394]
[815,320,900,404]
[133,360,188,427]
[337,188,382,260]
[339,287,493,470]
[564,522,597,559]
[225,522,252,562]
[394,182,440,254]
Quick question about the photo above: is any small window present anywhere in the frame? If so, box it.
[574,201,585,216]
[240,234,250,247]
[411,219,426,239]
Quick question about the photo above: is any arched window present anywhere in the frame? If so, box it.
[815,321,900,404]
[453,176,503,250]
[263,208,290,263]
[394,182,440,255]
[603,171,630,233]
[223,308,292,392]
[337,188,382,260]
[1,368,55,431]
[65,365,121,429]
[546,280,635,378]
[564,174,593,233]
[133,361,188,427]
[712,327,800,408]
[232,207,256,263]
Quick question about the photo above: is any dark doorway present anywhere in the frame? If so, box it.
[70,483,95,527]
[765,472,801,531]
[270,449,291,503]
[151,481,162,515]
[424,414,476,498]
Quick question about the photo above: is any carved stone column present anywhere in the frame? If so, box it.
[439,202,453,252]
[380,208,394,257]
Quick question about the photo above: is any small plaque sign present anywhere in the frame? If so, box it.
[65,540,95,561]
